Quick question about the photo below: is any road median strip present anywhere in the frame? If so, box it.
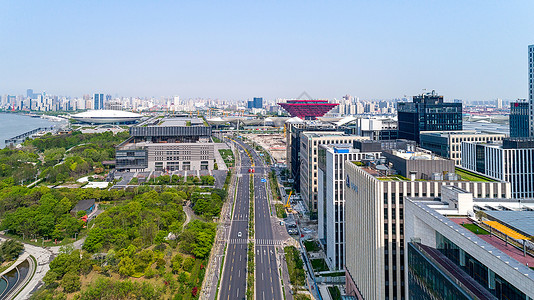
[247,173,255,299]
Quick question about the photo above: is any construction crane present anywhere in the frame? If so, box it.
[284,190,293,212]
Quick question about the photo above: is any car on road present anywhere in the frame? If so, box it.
[237,231,242,237]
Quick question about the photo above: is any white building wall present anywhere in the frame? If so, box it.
[344,161,511,300]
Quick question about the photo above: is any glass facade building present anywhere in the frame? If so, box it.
[510,102,529,138]
[93,93,104,110]
[398,92,462,143]
[408,232,530,300]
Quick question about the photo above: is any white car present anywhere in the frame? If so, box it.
[237,231,242,237]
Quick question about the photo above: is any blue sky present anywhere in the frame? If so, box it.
[1,1,533,101]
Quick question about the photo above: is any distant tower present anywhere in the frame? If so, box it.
[94,93,104,110]
[253,97,263,109]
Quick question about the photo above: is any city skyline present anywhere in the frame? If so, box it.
[1,1,534,101]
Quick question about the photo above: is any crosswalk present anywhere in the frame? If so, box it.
[227,238,282,245]
[228,238,249,244]
[255,239,282,246]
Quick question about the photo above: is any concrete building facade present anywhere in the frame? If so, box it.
[317,144,381,271]
[420,131,506,165]
[300,132,368,218]
[343,151,511,300]
[116,118,214,172]
[462,138,534,199]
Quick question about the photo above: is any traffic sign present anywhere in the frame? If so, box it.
[261,178,267,183]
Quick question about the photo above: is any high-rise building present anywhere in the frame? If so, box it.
[510,101,529,137]
[344,150,510,299]
[253,97,263,109]
[397,91,462,143]
[300,132,368,217]
[285,120,339,193]
[318,143,382,270]
[93,93,104,110]
[529,45,534,137]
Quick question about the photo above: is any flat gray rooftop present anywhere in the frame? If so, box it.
[485,210,534,237]
[160,117,204,127]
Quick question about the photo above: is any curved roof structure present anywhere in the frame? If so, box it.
[71,110,142,124]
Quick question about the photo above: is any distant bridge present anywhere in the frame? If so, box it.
[4,127,54,146]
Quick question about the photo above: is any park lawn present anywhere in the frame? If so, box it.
[218,149,235,167]
[455,168,492,182]
[462,223,490,235]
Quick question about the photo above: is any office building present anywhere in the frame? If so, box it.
[253,97,263,109]
[285,119,338,193]
[397,91,462,143]
[529,45,534,137]
[94,93,104,110]
[337,116,398,141]
[344,151,510,300]
[300,132,368,218]
[116,118,214,172]
[278,99,339,120]
[318,144,382,270]
[420,131,506,165]
[511,101,529,138]
[462,138,534,199]
[405,186,534,299]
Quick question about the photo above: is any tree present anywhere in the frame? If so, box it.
[0,239,24,261]
[61,271,81,293]
[43,270,59,287]
[118,256,135,277]
[191,231,214,258]
[182,257,195,272]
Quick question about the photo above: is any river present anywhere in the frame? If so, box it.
[0,113,66,148]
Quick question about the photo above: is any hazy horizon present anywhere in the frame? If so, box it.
[1,1,533,101]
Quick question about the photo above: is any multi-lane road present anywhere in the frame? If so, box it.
[219,142,251,300]
[219,137,282,300]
